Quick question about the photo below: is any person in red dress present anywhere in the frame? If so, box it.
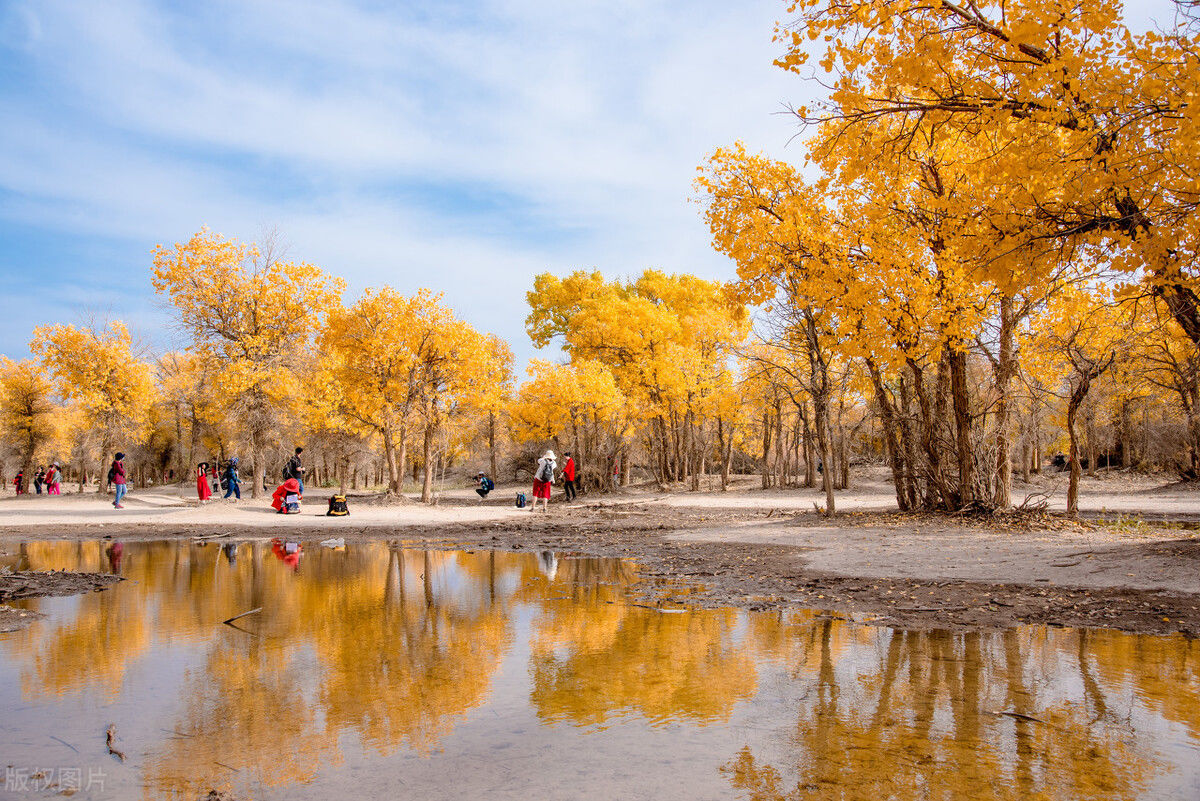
[196,462,212,502]
[531,450,557,513]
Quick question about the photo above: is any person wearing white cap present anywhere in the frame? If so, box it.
[532,449,557,512]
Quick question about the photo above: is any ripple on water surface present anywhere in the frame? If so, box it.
[1,539,1198,800]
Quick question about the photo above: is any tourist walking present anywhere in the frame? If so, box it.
[45,463,61,495]
[12,469,25,494]
[562,452,577,502]
[110,453,127,508]
[532,450,556,513]
[285,447,306,495]
[223,458,242,500]
[33,467,45,495]
[196,462,212,502]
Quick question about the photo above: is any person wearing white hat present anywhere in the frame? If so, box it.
[532,449,557,512]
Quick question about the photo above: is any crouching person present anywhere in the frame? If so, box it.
[475,472,494,501]
[271,477,302,514]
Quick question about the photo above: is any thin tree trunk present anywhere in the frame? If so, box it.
[1067,400,1082,516]
[251,428,265,499]
[383,424,401,494]
[761,411,772,489]
[488,412,498,480]
[421,418,435,503]
[993,294,1016,509]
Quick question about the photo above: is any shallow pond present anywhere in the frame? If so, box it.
[1,539,1198,800]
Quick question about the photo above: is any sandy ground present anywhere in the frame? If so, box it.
[1,468,1198,636]
[0,466,1191,526]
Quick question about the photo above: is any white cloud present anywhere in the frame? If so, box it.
[0,0,808,362]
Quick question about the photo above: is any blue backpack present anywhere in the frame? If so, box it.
[515,492,527,509]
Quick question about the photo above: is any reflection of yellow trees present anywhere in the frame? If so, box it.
[1082,630,1200,738]
[143,644,342,800]
[6,542,526,799]
[315,547,513,756]
[8,542,1193,800]
[723,622,1156,801]
[530,556,756,727]
[745,609,875,674]
[4,541,151,700]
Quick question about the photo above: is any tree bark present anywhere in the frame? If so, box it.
[949,348,974,507]
[867,360,909,511]
[251,428,265,499]
[1067,398,1083,516]
[382,424,401,494]
[993,294,1016,509]
[420,417,435,503]
[761,410,772,489]
[488,412,499,480]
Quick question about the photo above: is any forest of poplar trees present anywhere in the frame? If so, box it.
[4,0,1200,517]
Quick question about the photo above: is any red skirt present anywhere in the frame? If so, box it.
[197,476,212,500]
[532,479,551,499]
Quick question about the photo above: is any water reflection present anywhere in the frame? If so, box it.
[0,540,1197,800]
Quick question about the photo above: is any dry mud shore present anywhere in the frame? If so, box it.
[3,501,1198,637]
[0,570,123,631]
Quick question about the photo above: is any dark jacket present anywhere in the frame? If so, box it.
[286,454,304,479]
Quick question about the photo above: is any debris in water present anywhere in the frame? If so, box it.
[105,724,125,762]
[222,608,262,626]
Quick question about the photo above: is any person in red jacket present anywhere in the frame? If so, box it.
[562,452,577,502]
[271,538,302,571]
[271,477,301,513]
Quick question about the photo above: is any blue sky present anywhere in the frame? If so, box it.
[0,0,1181,366]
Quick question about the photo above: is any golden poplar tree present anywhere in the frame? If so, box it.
[151,228,344,497]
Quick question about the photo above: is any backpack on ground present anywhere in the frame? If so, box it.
[515,492,527,509]
[327,495,350,516]
[536,461,553,482]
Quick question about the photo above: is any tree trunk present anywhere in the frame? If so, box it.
[420,420,435,503]
[867,360,908,510]
[382,425,401,494]
[993,294,1016,509]
[839,426,850,490]
[949,348,974,507]
[717,418,731,491]
[1067,400,1082,516]
[761,411,772,489]
[251,428,265,499]
[910,360,954,510]
[816,404,835,515]
[1085,403,1098,477]
[488,412,499,480]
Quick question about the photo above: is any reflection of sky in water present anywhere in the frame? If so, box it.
[0,540,1197,800]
